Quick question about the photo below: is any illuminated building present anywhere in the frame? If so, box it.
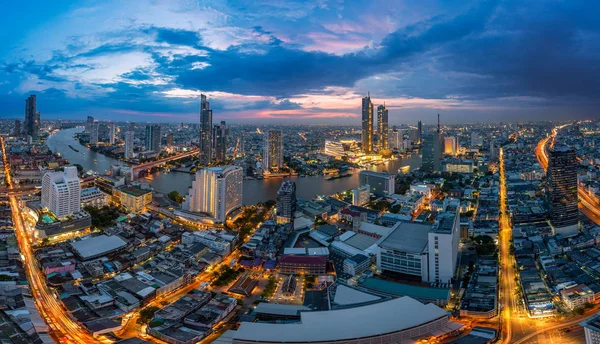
[263,130,283,171]
[547,146,579,236]
[422,115,442,172]
[388,129,402,150]
[580,312,600,344]
[199,94,213,165]
[324,140,345,158]
[358,171,394,197]
[417,120,422,144]
[145,124,161,153]
[89,122,100,145]
[377,104,388,151]
[361,93,374,154]
[23,95,40,140]
[124,123,135,159]
[183,165,243,223]
[444,137,457,156]
[276,180,297,224]
[442,159,474,173]
[351,185,370,206]
[117,185,152,214]
[108,122,117,145]
[41,166,81,218]
[85,116,94,134]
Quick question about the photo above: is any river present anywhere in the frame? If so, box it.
[46,128,422,205]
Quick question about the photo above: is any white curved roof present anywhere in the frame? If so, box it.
[230,297,447,342]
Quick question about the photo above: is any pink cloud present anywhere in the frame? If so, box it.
[113,109,196,119]
[302,32,369,54]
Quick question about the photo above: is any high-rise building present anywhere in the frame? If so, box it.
[276,180,297,224]
[183,165,243,223]
[199,94,213,165]
[352,185,370,206]
[23,95,40,140]
[109,122,117,145]
[377,104,389,151]
[580,312,600,344]
[239,130,246,157]
[422,115,442,172]
[388,129,402,150]
[41,166,81,218]
[417,120,422,144]
[125,123,135,159]
[213,121,228,164]
[444,137,458,156]
[470,132,483,146]
[145,124,161,153]
[166,133,174,146]
[361,94,374,154]
[13,120,21,137]
[89,122,100,145]
[263,130,283,171]
[358,171,395,197]
[547,146,579,236]
[85,116,94,134]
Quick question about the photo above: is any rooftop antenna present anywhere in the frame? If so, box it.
[437,113,440,133]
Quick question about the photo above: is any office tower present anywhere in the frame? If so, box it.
[489,141,497,160]
[23,95,40,139]
[358,170,395,197]
[41,166,81,218]
[89,122,100,145]
[166,133,174,146]
[444,137,458,156]
[199,94,213,165]
[239,130,246,156]
[276,180,297,223]
[145,124,161,153]
[388,128,402,150]
[182,165,243,223]
[377,104,388,151]
[421,116,442,172]
[13,120,21,137]
[108,122,117,145]
[547,146,579,236]
[361,93,374,154]
[352,184,370,206]
[213,121,228,164]
[125,123,135,159]
[263,129,283,171]
[417,120,422,144]
[85,116,94,134]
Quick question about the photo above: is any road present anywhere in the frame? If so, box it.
[0,137,110,343]
[498,147,517,344]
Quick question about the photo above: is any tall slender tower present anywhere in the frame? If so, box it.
[361,93,374,154]
[145,124,161,153]
[547,146,579,236]
[109,122,117,145]
[23,95,40,140]
[125,123,135,159]
[377,104,388,151]
[199,94,213,165]
[417,120,422,144]
[264,130,283,171]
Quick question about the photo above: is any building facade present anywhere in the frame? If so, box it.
[276,181,297,224]
[145,124,161,153]
[117,186,152,214]
[263,130,283,171]
[358,171,395,197]
[124,123,135,159]
[213,121,228,164]
[547,146,579,236]
[41,166,81,218]
[377,104,388,151]
[361,94,374,153]
[183,166,243,223]
[352,185,370,206]
[23,95,40,140]
[199,94,213,165]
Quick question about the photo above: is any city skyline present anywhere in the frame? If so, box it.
[1,1,600,124]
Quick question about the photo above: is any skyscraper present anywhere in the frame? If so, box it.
[264,130,283,171]
[213,121,228,164]
[444,137,458,156]
[388,128,402,150]
[145,124,161,153]
[361,94,374,154]
[421,115,442,172]
[276,180,297,224]
[199,94,213,165]
[182,165,243,223]
[41,166,81,218]
[417,120,422,144]
[377,104,388,151]
[90,122,100,145]
[547,146,579,236]
[109,122,117,145]
[23,95,40,140]
[166,133,174,146]
[85,116,94,134]
[125,123,135,159]
[13,120,21,137]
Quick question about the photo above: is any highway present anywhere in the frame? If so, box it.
[0,137,110,343]
[498,147,517,344]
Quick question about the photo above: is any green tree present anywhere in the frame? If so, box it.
[137,306,160,325]
[168,190,183,203]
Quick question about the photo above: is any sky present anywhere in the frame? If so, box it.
[1,0,600,124]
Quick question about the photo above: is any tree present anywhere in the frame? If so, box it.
[73,164,84,173]
[168,190,183,203]
[137,306,160,325]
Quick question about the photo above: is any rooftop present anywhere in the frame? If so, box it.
[118,185,151,197]
[71,235,127,259]
[378,222,431,253]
